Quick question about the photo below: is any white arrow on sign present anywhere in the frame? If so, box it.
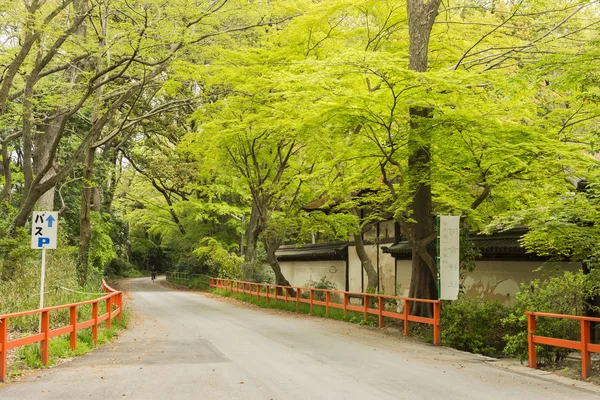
[31,211,58,249]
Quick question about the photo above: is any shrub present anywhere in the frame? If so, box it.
[503,270,600,365]
[304,277,338,302]
[240,260,275,283]
[441,297,513,357]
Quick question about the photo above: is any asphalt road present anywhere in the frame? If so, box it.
[1,276,599,400]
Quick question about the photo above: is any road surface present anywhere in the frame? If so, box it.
[1,277,599,400]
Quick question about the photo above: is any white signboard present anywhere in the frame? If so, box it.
[439,215,460,300]
[31,211,58,249]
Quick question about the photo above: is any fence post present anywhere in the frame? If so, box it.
[378,297,384,328]
[433,301,441,346]
[343,293,348,317]
[325,291,330,317]
[41,310,50,366]
[0,318,7,382]
[92,302,99,345]
[70,306,77,351]
[118,292,123,322]
[527,313,537,369]
[266,285,270,305]
[296,288,301,311]
[363,295,368,323]
[106,296,112,330]
[257,284,261,302]
[403,299,410,337]
[581,319,591,379]
[310,289,314,314]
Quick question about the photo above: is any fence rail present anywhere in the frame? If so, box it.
[210,278,441,346]
[0,280,123,382]
[166,272,211,289]
[526,312,600,379]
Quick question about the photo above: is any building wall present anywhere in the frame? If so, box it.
[348,246,362,293]
[395,258,581,304]
[395,260,412,297]
[279,260,346,291]
[463,260,580,304]
[279,246,582,305]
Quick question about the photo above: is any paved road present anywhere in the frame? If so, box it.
[1,277,599,400]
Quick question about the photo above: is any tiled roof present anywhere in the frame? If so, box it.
[383,229,533,258]
[276,242,348,261]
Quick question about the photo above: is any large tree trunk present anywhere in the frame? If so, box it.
[405,0,442,317]
[406,106,437,316]
[354,230,378,291]
[33,120,63,210]
[264,234,295,296]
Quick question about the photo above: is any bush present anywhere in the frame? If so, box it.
[441,297,513,357]
[304,277,338,302]
[240,260,275,283]
[104,257,138,277]
[503,270,600,365]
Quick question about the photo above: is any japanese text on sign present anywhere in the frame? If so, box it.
[439,215,460,300]
[31,211,58,249]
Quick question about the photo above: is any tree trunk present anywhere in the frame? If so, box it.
[33,120,63,210]
[406,106,437,317]
[405,0,442,317]
[77,146,95,285]
[244,200,262,262]
[264,234,295,296]
[0,141,12,201]
[354,230,378,291]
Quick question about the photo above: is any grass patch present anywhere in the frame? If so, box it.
[166,275,211,291]
[211,288,380,327]
[13,311,129,373]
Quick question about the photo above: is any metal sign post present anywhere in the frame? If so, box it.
[31,211,58,331]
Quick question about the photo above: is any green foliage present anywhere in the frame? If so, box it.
[193,237,243,279]
[441,297,514,357]
[89,212,118,273]
[298,211,358,244]
[503,270,600,365]
[0,228,38,281]
[0,241,105,331]
[104,258,141,278]
[305,276,339,301]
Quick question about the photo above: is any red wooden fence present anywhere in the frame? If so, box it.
[0,280,123,382]
[526,312,600,379]
[210,278,441,346]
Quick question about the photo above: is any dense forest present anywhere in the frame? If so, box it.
[1,0,600,315]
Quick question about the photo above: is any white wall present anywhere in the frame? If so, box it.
[395,260,412,297]
[396,258,581,304]
[279,260,346,291]
[463,260,580,304]
[379,248,395,295]
[348,246,362,292]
